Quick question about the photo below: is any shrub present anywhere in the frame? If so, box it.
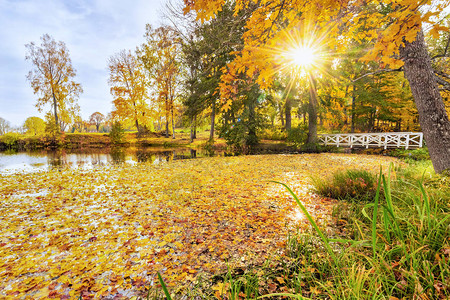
[312,169,380,202]
[109,122,126,144]
[390,147,430,160]
[258,127,287,140]
[286,125,307,147]
[0,132,20,149]
[45,119,60,134]
[219,121,258,154]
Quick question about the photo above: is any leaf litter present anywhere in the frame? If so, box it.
[0,153,398,299]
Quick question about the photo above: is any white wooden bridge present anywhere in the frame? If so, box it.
[318,132,423,149]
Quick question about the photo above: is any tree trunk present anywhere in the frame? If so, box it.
[399,28,450,173]
[171,104,175,139]
[351,86,356,133]
[280,103,285,128]
[210,98,216,141]
[246,92,258,146]
[190,115,195,143]
[193,115,197,139]
[306,75,318,145]
[285,98,292,131]
[165,97,169,138]
[165,118,169,138]
[135,119,140,134]
[368,107,375,132]
[52,92,59,132]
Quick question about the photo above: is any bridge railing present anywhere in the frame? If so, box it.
[318,132,423,149]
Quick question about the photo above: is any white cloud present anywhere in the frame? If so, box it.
[0,0,164,126]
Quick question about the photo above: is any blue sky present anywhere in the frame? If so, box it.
[0,0,165,127]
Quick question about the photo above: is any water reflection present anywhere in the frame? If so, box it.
[47,150,111,169]
[110,147,126,164]
[0,147,223,174]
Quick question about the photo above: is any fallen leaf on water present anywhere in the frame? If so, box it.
[0,153,398,298]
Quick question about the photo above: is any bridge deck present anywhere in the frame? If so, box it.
[318,132,423,149]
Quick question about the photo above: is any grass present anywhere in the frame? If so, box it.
[151,160,449,299]
[311,169,380,203]
[0,129,227,151]
[390,147,430,161]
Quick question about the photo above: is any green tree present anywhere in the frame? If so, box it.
[181,3,251,142]
[24,117,45,136]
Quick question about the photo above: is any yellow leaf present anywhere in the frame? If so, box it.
[404,29,418,43]
[276,276,285,284]
[33,288,49,299]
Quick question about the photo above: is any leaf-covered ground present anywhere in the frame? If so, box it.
[0,153,398,299]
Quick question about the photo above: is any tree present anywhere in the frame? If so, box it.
[108,50,150,133]
[184,0,450,173]
[399,29,450,173]
[25,34,83,132]
[89,112,105,132]
[24,117,45,136]
[139,25,183,138]
[72,115,84,133]
[0,117,11,135]
[181,3,256,144]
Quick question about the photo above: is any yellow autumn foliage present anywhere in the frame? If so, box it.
[0,154,398,298]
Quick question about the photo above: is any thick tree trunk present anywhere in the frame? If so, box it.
[306,75,318,145]
[279,103,285,128]
[285,98,292,131]
[399,28,450,173]
[135,119,140,133]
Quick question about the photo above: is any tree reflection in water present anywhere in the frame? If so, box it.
[0,148,225,173]
[110,147,126,164]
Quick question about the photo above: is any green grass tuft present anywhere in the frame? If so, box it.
[312,169,380,202]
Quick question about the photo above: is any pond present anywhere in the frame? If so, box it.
[0,147,222,174]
